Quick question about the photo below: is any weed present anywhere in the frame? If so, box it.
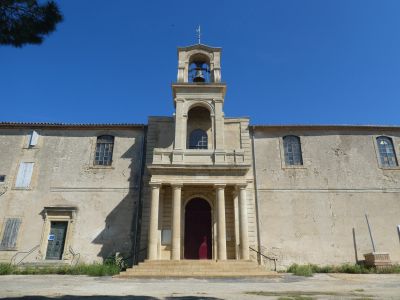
[287,263,400,275]
[0,262,120,276]
[287,264,313,277]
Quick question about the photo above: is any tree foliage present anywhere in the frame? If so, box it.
[0,0,63,47]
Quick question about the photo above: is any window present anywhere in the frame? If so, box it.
[376,136,398,168]
[283,135,303,166]
[0,175,5,183]
[0,218,22,250]
[28,130,39,147]
[189,129,208,149]
[15,162,34,188]
[94,135,114,166]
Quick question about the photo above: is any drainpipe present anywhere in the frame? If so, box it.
[132,125,147,265]
[250,125,262,265]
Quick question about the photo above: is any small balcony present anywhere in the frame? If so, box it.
[152,148,246,166]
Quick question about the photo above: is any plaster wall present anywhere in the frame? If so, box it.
[0,127,144,264]
[253,128,400,268]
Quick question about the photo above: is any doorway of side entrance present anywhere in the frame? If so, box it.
[184,198,212,259]
[46,221,68,260]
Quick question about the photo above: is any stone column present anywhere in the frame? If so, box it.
[215,184,227,260]
[171,184,182,260]
[233,190,240,260]
[148,183,161,260]
[238,184,250,260]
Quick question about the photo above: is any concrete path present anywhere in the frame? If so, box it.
[0,273,399,299]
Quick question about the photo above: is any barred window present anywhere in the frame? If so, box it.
[377,136,398,168]
[94,135,114,166]
[189,129,208,149]
[0,218,22,250]
[283,135,303,166]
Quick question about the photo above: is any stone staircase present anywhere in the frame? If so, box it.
[118,259,279,278]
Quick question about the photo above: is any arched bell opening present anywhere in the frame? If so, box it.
[188,53,211,83]
[184,198,212,259]
[186,106,212,149]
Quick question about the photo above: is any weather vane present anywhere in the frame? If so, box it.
[196,25,201,44]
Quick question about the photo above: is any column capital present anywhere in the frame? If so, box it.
[149,182,162,189]
[236,184,248,190]
[214,183,226,189]
[171,183,183,189]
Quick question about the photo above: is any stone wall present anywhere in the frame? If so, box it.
[0,126,145,264]
[252,127,400,268]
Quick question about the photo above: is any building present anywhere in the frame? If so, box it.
[0,43,399,270]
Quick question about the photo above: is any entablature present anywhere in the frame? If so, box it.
[172,83,226,101]
[148,170,252,186]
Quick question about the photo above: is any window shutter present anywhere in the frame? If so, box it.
[15,162,34,188]
[0,218,22,250]
[29,131,39,147]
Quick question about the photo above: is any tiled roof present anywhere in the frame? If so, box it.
[252,124,400,130]
[0,122,145,128]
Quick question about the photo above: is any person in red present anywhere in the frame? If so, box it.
[198,236,208,259]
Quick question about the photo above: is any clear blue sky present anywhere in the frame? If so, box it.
[1,0,400,125]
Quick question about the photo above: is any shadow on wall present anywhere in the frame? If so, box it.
[91,139,143,265]
[2,296,223,300]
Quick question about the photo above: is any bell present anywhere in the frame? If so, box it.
[193,68,205,82]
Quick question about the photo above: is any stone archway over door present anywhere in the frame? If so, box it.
[184,198,212,259]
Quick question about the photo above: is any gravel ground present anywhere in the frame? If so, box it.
[0,273,399,299]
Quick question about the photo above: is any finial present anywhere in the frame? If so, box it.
[196,25,201,44]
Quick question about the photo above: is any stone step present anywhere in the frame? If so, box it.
[139,260,255,266]
[127,265,265,270]
[130,267,266,272]
[117,259,278,278]
[126,267,267,272]
[118,272,279,278]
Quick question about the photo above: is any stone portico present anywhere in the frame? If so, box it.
[146,182,250,261]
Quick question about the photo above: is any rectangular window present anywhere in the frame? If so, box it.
[94,135,114,166]
[0,175,5,183]
[0,218,22,250]
[15,162,34,188]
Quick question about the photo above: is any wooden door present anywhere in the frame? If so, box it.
[184,198,212,259]
[46,221,67,260]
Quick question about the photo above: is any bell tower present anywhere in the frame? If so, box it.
[172,44,227,163]
[145,42,252,264]
[176,44,222,83]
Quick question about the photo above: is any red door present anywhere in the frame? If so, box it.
[184,198,212,259]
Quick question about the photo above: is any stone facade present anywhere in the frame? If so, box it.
[0,125,145,264]
[0,44,399,269]
[253,126,400,267]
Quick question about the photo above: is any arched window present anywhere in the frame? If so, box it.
[283,135,303,166]
[189,129,208,149]
[376,136,398,168]
[94,135,114,166]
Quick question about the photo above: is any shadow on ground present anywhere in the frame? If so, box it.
[2,296,223,300]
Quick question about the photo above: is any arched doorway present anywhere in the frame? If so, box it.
[184,198,212,259]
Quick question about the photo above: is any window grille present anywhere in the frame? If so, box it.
[0,218,22,250]
[377,136,398,168]
[94,135,114,166]
[189,129,208,149]
[283,135,303,166]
